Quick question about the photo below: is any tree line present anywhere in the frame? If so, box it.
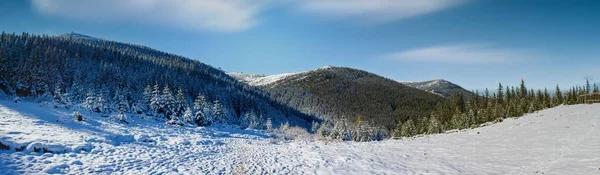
[394,79,599,137]
[0,32,316,128]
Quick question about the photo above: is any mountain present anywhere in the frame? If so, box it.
[401,79,474,99]
[229,66,445,130]
[0,32,316,128]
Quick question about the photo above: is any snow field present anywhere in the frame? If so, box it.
[1,100,599,174]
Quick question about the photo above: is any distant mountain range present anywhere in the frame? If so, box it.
[229,66,445,130]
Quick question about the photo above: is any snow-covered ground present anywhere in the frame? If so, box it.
[1,100,599,174]
[228,66,333,87]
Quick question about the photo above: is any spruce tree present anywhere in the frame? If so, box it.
[520,79,527,99]
[213,99,224,124]
[497,83,504,105]
[555,85,563,105]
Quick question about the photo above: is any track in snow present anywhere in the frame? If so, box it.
[1,100,599,174]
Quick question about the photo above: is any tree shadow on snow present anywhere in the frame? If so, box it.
[0,102,135,147]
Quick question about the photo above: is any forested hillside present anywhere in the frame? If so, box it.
[0,32,316,128]
[394,79,600,137]
[231,67,445,133]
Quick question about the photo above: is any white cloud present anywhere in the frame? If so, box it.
[31,0,470,32]
[31,0,271,32]
[293,0,469,23]
[383,43,535,64]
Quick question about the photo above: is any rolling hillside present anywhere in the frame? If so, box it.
[230,66,445,130]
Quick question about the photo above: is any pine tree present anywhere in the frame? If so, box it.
[311,121,320,133]
[520,79,527,99]
[555,85,563,105]
[193,93,211,126]
[332,117,349,140]
[213,99,224,124]
[162,85,177,122]
[82,90,97,112]
[96,93,107,114]
[586,78,591,93]
[175,88,187,118]
[143,85,152,110]
[113,89,130,112]
[497,83,504,105]
[149,84,161,115]
[426,116,442,134]
[397,118,417,137]
[183,106,193,124]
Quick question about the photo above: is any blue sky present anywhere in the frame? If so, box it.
[1,0,599,90]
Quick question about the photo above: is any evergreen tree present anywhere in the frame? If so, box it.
[175,88,187,118]
[520,79,527,99]
[497,83,504,105]
[397,118,417,137]
[311,121,320,133]
[586,78,591,93]
[555,85,563,105]
[213,99,224,124]
[149,84,161,115]
[193,92,211,126]
[161,85,176,120]
[183,106,193,124]
[143,85,152,110]
[82,90,97,112]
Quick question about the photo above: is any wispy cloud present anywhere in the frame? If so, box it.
[382,43,535,64]
[31,0,271,32]
[293,0,469,23]
[31,0,470,33]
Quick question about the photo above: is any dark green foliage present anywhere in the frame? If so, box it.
[260,67,444,131]
[0,32,317,128]
[393,79,589,137]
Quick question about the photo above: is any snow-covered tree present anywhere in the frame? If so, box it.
[113,89,130,112]
[162,85,178,123]
[311,121,320,133]
[175,88,187,119]
[183,106,193,125]
[331,117,350,141]
[241,111,260,129]
[266,118,273,132]
[193,93,211,126]
[143,85,152,110]
[213,99,224,124]
[426,117,442,134]
[149,84,161,116]
[52,87,71,108]
[82,90,98,112]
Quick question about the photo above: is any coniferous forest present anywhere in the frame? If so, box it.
[0,32,597,142]
[392,79,599,137]
[0,32,316,128]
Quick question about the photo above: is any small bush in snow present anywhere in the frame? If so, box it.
[112,111,128,124]
[73,111,84,122]
[273,125,312,141]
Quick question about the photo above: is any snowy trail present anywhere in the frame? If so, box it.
[1,101,599,174]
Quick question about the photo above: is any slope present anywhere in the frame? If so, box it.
[0,32,315,128]
[230,66,445,130]
[402,79,474,99]
[1,100,598,174]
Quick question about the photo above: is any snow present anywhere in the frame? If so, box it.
[228,66,335,87]
[1,100,600,174]
[229,72,305,86]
